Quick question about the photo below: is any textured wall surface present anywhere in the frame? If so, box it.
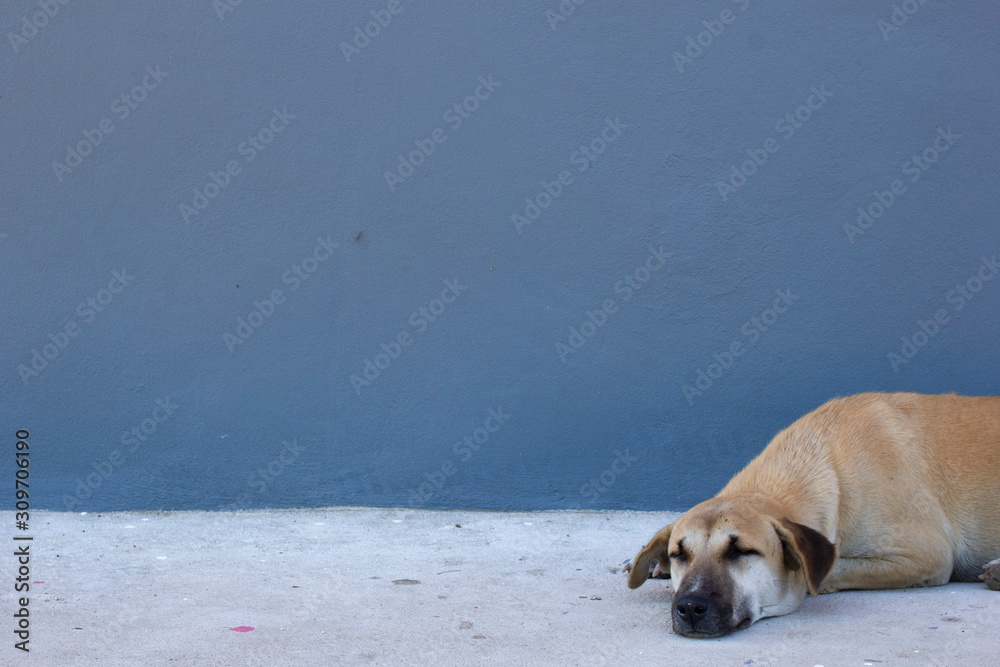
[3,1,998,511]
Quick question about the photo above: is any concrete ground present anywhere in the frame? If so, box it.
[5,509,998,666]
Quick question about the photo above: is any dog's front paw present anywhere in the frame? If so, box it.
[980,558,1000,591]
[620,558,668,579]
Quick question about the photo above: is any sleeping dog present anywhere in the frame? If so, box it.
[624,392,1000,637]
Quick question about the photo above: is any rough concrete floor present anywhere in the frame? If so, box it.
[4,508,998,666]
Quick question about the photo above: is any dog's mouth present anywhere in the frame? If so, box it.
[675,628,726,639]
[674,615,752,639]
[731,615,753,634]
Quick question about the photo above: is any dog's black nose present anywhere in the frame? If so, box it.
[675,595,711,627]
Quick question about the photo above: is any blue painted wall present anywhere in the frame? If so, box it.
[3,1,998,512]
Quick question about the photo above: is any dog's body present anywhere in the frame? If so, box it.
[625,392,1000,637]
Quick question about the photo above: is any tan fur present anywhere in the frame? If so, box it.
[626,392,1000,637]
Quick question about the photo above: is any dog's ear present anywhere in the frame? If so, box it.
[627,524,673,589]
[772,518,836,596]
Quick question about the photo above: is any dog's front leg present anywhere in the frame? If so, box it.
[819,552,953,593]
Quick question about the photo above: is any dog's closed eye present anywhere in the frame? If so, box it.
[725,546,760,560]
[725,536,760,561]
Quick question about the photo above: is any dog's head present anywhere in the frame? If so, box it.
[626,497,836,638]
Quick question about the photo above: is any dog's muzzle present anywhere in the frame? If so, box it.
[672,590,743,638]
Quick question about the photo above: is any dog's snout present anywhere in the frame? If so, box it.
[672,587,739,637]
[675,594,711,626]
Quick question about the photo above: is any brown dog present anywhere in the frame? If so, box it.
[624,392,1000,637]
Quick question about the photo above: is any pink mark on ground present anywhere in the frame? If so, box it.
[33,581,44,584]
[229,626,255,632]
